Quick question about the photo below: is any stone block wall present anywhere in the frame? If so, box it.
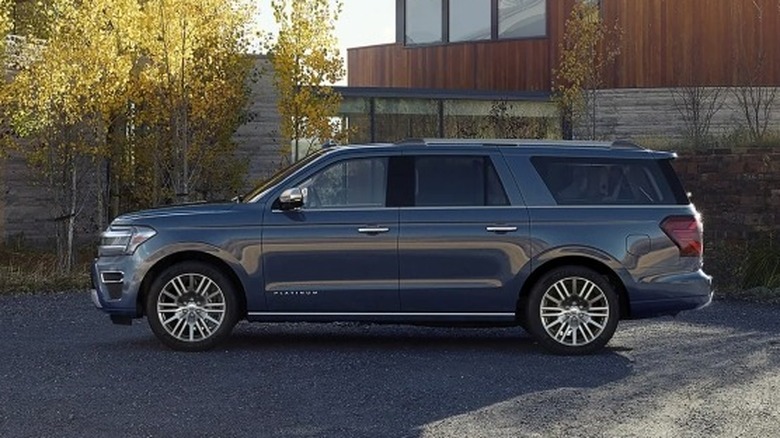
[588,88,780,139]
[1,152,59,244]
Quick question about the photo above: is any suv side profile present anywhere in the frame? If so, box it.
[91,139,713,354]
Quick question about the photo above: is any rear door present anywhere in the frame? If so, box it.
[397,151,532,313]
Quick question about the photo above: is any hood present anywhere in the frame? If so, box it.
[113,202,239,225]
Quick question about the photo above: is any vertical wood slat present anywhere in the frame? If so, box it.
[348,0,780,90]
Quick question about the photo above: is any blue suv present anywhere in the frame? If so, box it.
[91,139,713,354]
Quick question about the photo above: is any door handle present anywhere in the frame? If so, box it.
[358,227,390,234]
[486,226,518,233]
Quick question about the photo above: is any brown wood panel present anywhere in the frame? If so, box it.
[603,0,780,87]
[348,39,553,91]
[348,0,780,91]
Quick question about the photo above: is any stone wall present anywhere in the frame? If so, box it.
[234,56,284,188]
[587,88,780,139]
[1,152,59,244]
[673,149,780,240]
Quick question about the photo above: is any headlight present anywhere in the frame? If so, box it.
[99,226,157,256]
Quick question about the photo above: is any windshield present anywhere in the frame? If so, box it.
[242,150,326,203]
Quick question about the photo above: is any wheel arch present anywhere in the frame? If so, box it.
[517,256,631,320]
[138,251,248,318]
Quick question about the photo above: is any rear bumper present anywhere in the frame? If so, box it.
[628,269,713,319]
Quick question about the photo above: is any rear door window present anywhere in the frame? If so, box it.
[531,157,687,205]
[413,156,509,207]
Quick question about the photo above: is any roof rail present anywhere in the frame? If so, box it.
[610,139,645,150]
[393,138,425,146]
[393,138,647,150]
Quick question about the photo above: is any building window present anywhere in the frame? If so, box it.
[449,0,491,42]
[405,0,443,45]
[498,0,547,39]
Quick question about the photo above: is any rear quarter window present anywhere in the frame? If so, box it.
[531,157,688,205]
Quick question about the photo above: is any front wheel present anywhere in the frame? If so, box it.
[146,262,239,351]
[524,266,620,355]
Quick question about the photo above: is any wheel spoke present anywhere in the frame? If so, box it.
[554,282,570,299]
[203,313,222,327]
[581,282,596,301]
[541,306,565,318]
[581,321,596,340]
[554,323,568,341]
[161,289,178,301]
[588,295,604,305]
[588,319,604,330]
[161,313,180,325]
[170,318,186,336]
[200,317,216,335]
[196,277,215,297]
[171,277,187,296]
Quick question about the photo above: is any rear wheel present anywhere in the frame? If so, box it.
[524,266,619,355]
[146,262,239,351]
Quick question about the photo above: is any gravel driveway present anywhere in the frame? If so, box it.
[0,293,778,437]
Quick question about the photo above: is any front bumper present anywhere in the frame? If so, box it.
[90,258,143,318]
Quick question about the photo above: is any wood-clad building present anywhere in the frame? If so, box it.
[348,0,780,91]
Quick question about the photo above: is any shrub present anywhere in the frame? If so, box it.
[740,238,780,290]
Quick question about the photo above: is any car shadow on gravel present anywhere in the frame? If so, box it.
[87,322,633,438]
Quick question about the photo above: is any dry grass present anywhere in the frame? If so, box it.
[0,247,91,294]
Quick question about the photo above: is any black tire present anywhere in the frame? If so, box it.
[146,261,239,352]
[523,266,620,355]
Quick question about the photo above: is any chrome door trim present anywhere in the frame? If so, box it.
[357,227,390,234]
[486,226,518,233]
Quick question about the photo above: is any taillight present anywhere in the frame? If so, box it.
[661,216,703,257]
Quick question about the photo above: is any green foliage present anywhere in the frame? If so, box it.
[269,0,347,161]
[452,101,555,139]
[740,238,780,290]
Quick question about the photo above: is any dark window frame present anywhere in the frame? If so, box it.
[400,0,549,47]
[389,154,510,208]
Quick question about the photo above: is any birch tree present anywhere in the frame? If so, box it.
[269,0,345,162]
[1,0,255,270]
[554,0,621,140]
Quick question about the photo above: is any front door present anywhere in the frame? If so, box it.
[262,156,399,312]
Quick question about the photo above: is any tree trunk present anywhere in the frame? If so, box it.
[66,158,76,273]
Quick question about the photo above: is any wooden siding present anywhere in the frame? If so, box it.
[347,39,551,91]
[348,0,780,90]
[605,0,780,87]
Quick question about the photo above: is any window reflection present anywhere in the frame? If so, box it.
[498,0,547,39]
[405,0,443,44]
[449,0,491,42]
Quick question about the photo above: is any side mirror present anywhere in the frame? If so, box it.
[279,187,304,210]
